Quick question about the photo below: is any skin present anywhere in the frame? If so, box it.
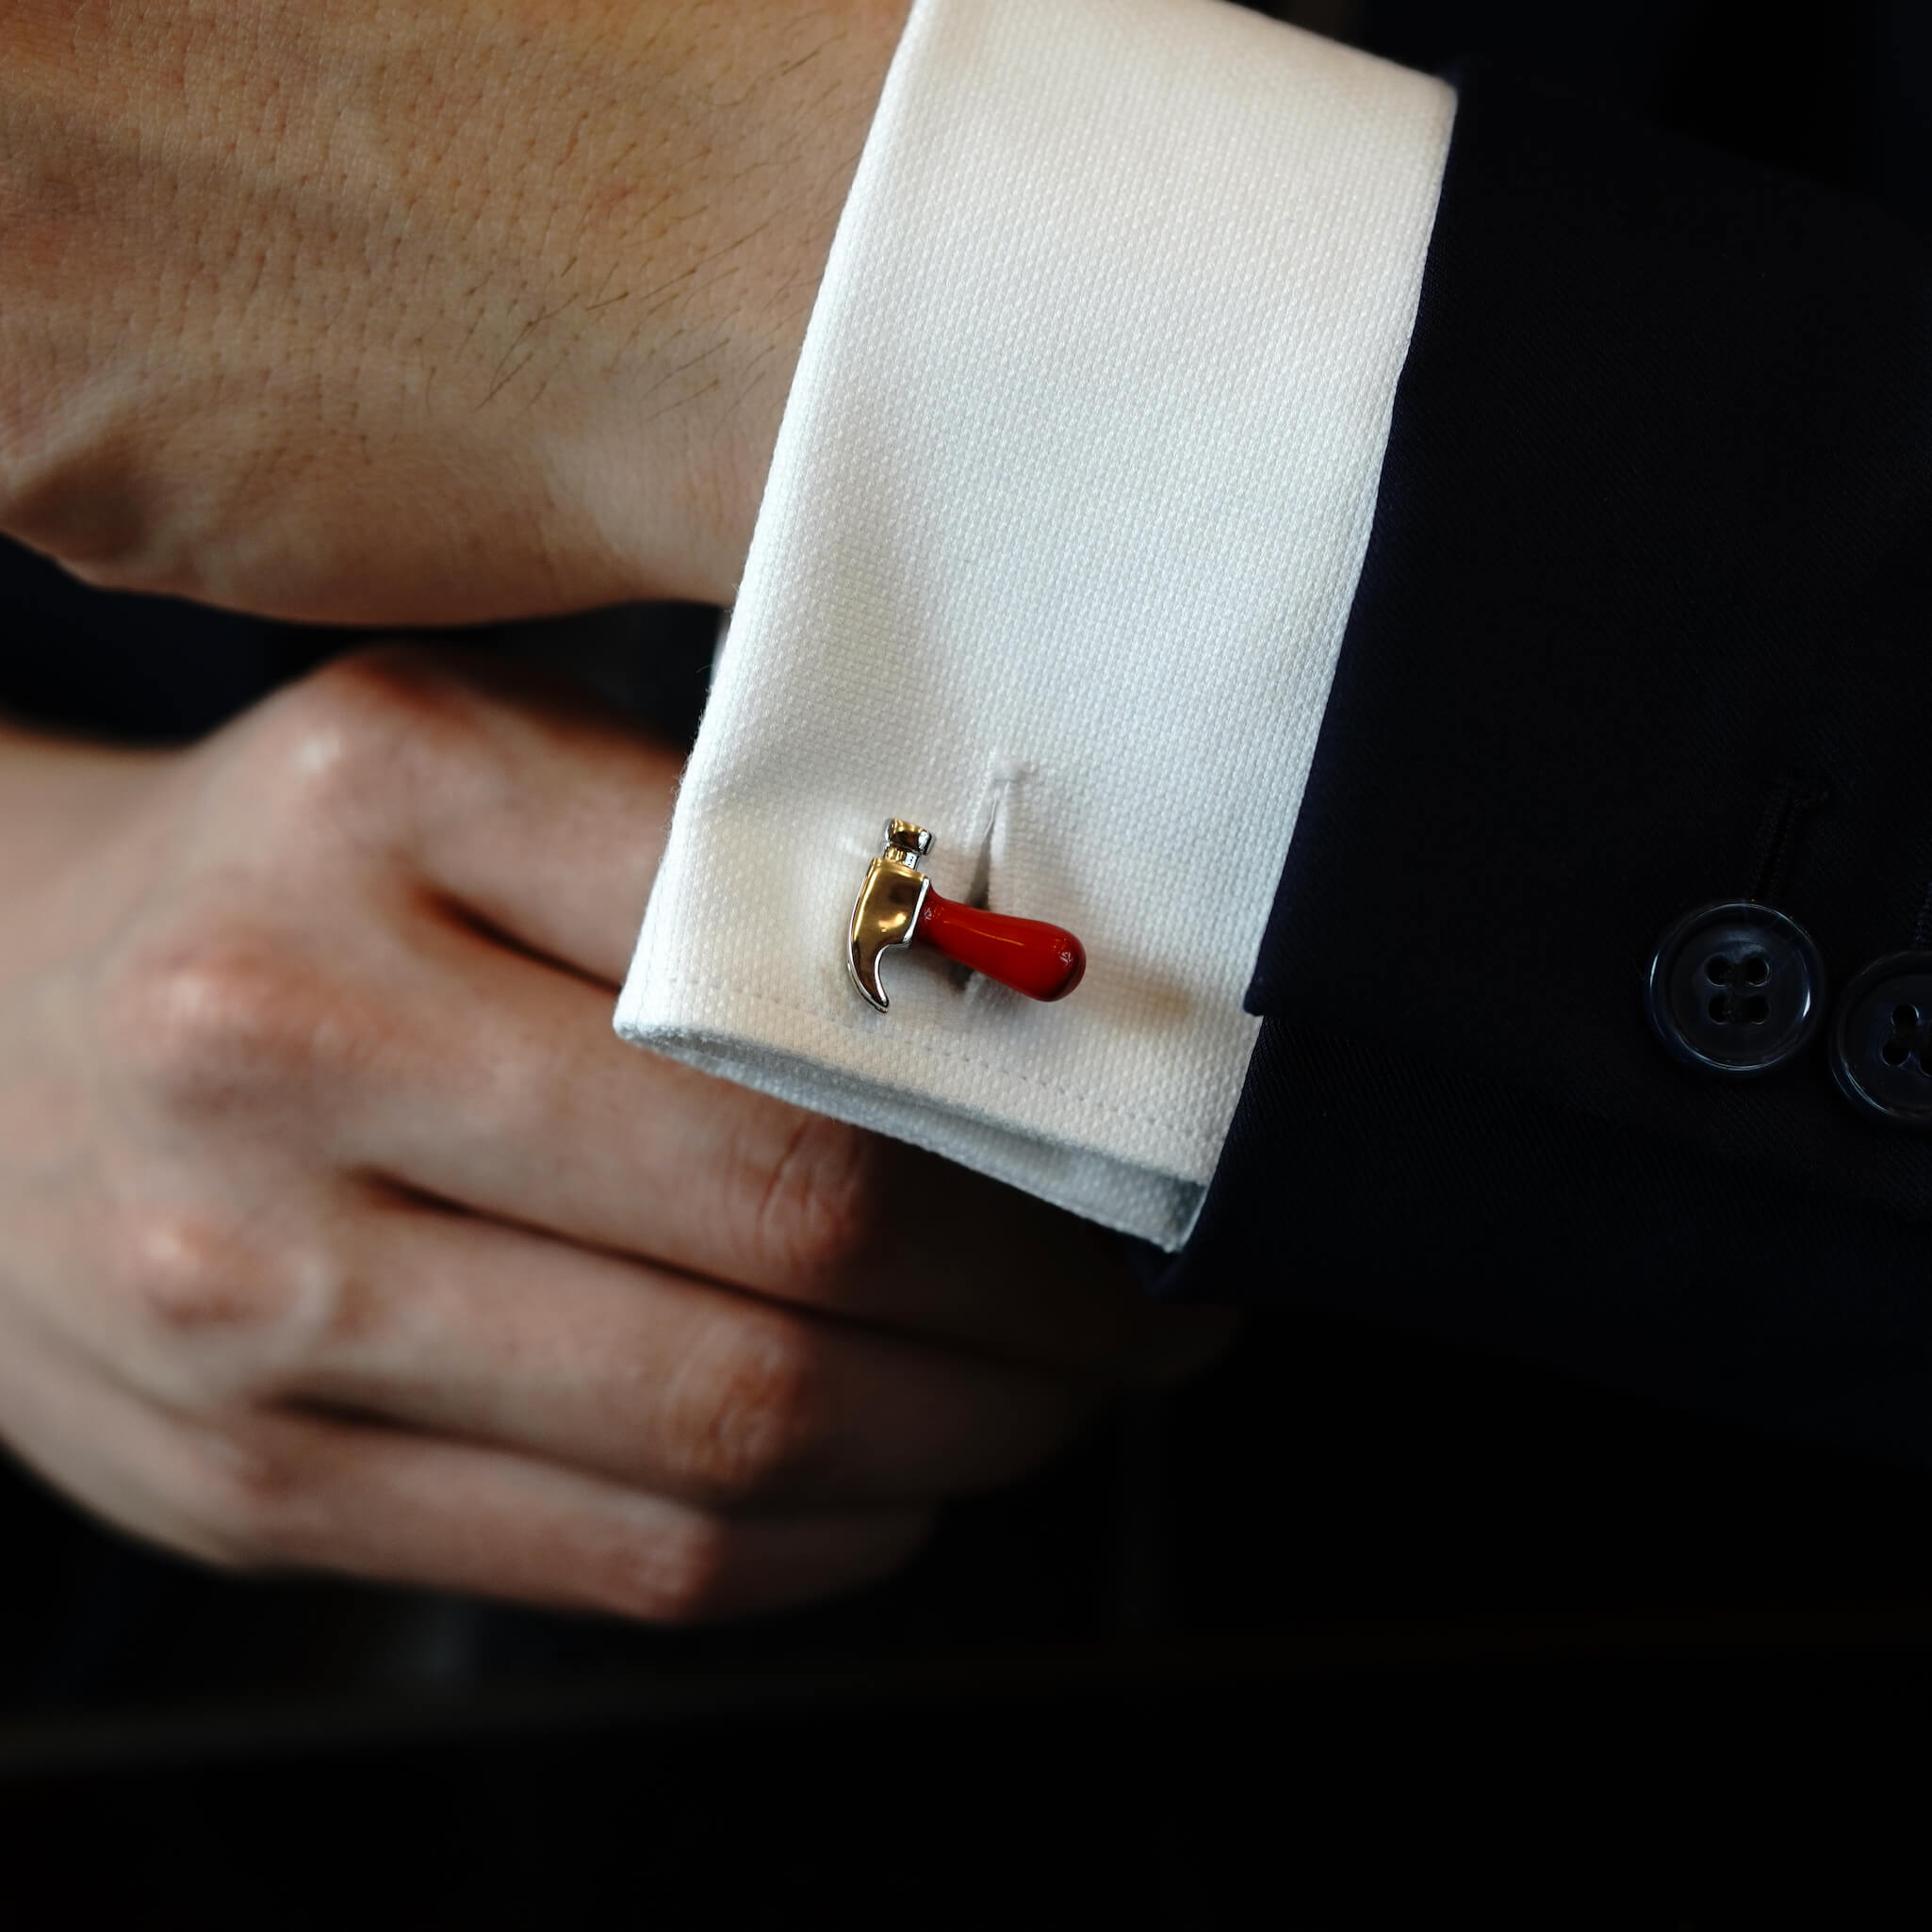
[0,0,912,620]
[0,654,1231,1619]
[0,3,1235,1616]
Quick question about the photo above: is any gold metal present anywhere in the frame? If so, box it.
[848,820,934,1012]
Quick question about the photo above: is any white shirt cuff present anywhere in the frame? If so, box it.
[615,0,1453,1250]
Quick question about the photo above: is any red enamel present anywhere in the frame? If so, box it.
[917,891,1087,1002]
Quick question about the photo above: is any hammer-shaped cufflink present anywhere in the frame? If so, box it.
[847,820,1087,1013]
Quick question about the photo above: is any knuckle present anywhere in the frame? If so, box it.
[588,1514,738,1625]
[668,1313,827,1505]
[269,647,483,800]
[169,1420,313,1570]
[745,1112,885,1293]
[108,1204,339,1397]
[230,646,505,861]
[99,910,344,1107]
[110,1207,254,1340]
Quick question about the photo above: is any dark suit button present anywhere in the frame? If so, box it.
[1645,900,1826,1074]
[1829,952,1932,1126]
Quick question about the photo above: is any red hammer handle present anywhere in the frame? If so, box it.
[918,891,1087,1002]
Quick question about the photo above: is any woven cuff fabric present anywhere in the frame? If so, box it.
[616,0,1452,1248]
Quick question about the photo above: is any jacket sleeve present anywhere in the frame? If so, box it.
[1160,63,1932,1469]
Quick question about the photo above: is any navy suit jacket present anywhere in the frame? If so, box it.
[1163,64,1932,1468]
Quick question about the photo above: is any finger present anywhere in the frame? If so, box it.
[265,1190,1089,1511]
[285,647,687,987]
[236,1411,936,1623]
[0,1312,228,1572]
[2,1341,930,1622]
[346,908,1218,1379]
[279,650,1220,1381]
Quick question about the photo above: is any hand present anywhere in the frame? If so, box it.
[0,0,908,623]
[0,650,1228,1620]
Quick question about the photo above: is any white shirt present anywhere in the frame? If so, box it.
[615,0,1454,1250]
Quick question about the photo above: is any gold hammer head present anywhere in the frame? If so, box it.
[847,821,933,1012]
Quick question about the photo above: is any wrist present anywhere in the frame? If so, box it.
[566,0,912,607]
[0,0,911,627]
